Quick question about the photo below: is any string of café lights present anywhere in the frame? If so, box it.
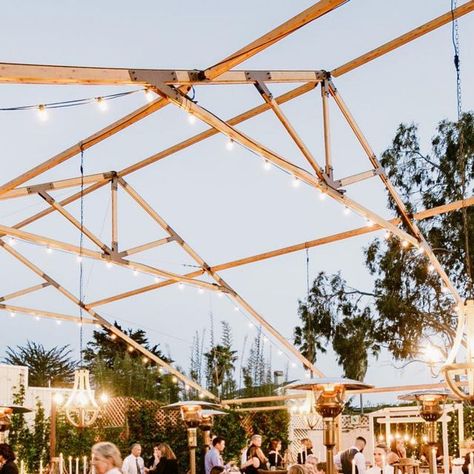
[0,84,459,383]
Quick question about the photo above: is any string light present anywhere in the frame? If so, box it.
[188,113,196,124]
[154,277,160,283]
[384,231,391,240]
[226,138,234,150]
[319,191,327,201]
[56,320,62,325]
[144,89,154,102]
[172,376,178,383]
[234,306,240,311]
[198,288,205,295]
[133,270,139,277]
[366,219,374,227]
[343,207,351,215]
[95,97,108,111]
[110,334,117,340]
[76,255,83,263]
[263,160,272,171]
[248,322,254,328]
[7,237,16,246]
[127,346,134,353]
[401,240,409,248]
[291,362,297,368]
[178,282,185,290]
[142,357,149,364]
[37,104,48,121]
[46,246,53,254]
[35,315,41,321]
[292,176,300,188]
[9,312,16,318]
[428,263,435,272]
[106,261,113,269]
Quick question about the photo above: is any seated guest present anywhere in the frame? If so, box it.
[297,439,314,465]
[242,435,268,474]
[366,445,394,474]
[387,440,406,466]
[316,463,327,474]
[205,437,226,474]
[210,468,225,474]
[268,439,283,468]
[288,466,306,474]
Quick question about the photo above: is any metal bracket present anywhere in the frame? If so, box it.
[245,71,272,83]
[254,80,273,100]
[129,69,178,86]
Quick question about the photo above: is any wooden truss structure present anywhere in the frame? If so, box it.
[1,0,474,401]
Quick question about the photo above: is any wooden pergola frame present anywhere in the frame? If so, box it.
[1,0,473,401]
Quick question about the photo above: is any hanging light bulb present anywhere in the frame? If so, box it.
[7,237,16,246]
[133,270,139,277]
[291,362,297,368]
[319,191,327,201]
[292,176,300,188]
[366,219,374,227]
[384,231,391,240]
[343,207,351,216]
[428,264,435,272]
[9,312,16,318]
[95,97,108,111]
[106,261,113,269]
[401,240,409,248]
[154,277,160,283]
[198,287,205,295]
[234,306,239,312]
[263,160,272,171]
[188,113,196,124]
[37,104,48,121]
[46,246,53,254]
[76,255,83,263]
[226,138,234,150]
[56,320,62,325]
[248,322,254,328]
[142,357,149,364]
[144,88,154,102]
[178,282,185,290]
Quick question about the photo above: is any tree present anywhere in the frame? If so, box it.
[4,341,76,387]
[294,112,474,373]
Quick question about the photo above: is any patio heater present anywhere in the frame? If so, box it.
[287,378,373,474]
[0,405,31,443]
[165,401,222,474]
[399,391,450,474]
[199,409,227,450]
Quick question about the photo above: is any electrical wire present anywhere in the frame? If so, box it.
[79,144,85,365]
[450,0,462,120]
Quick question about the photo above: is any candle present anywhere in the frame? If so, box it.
[470,453,474,473]
[352,458,356,474]
[40,459,43,474]
[20,460,24,474]
[382,454,386,474]
[469,464,472,474]
[76,457,79,474]
[59,454,64,474]
[317,451,321,462]
[69,456,73,474]
[83,456,87,474]
[304,447,307,463]
[431,448,437,474]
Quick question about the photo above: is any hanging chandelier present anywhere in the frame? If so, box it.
[63,369,105,428]
[441,300,474,403]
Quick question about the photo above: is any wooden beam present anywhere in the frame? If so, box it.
[86,195,474,309]
[118,177,324,376]
[234,406,287,413]
[0,223,223,292]
[331,1,474,77]
[38,191,113,254]
[111,177,118,253]
[151,81,419,248]
[0,64,325,86]
[204,0,348,80]
[117,237,174,258]
[328,80,461,304]
[0,97,172,196]
[254,81,327,182]
[0,240,217,400]
[0,303,95,325]
[334,169,380,188]
[321,80,333,179]
[0,283,51,302]
[0,172,113,201]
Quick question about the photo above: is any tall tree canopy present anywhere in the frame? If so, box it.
[3,341,76,387]
[294,112,474,379]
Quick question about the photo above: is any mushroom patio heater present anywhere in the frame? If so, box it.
[0,405,31,442]
[165,401,222,474]
[286,377,373,474]
[199,409,227,450]
[399,391,451,474]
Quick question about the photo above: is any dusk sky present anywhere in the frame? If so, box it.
[0,0,473,405]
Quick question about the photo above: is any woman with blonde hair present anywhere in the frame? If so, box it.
[242,435,268,474]
[91,442,123,474]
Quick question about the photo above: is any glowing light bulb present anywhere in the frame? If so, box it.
[248,322,254,328]
[428,264,435,272]
[96,97,108,111]
[319,191,327,201]
[291,362,297,368]
[142,357,149,364]
[366,219,374,227]
[106,261,113,269]
[172,376,178,383]
[378,434,384,442]
[277,350,283,356]
[38,104,48,121]
[7,237,16,246]
[35,315,40,321]
[198,392,204,399]
[154,277,160,283]
[76,255,83,263]
[133,270,138,277]
[384,231,391,240]
[188,113,196,124]
[343,207,351,216]
[110,334,117,340]
[263,160,272,171]
[263,336,269,343]
[403,433,410,442]
[198,288,205,295]
[99,393,109,404]
[178,282,185,290]
[144,89,154,102]
[234,306,239,312]
[217,291,224,298]
[128,346,134,352]
[292,176,300,188]
[56,320,61,325]
[77,322,82,327]
[226,138,234,150]
[46,246,53,254]
[401,240,409,248]
[9,312,16,318]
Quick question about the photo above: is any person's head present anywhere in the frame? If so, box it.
[288,465,306,474]
[270,439,282,451]
[301,438,313,449]
[153,445,161,459]
[210,467,225,474]
[131,444,142,457]
[0,444,15,463]
[306,455,318,466]
[355,437,367,452]
[212,437,226,452]
[157,443,176,460]
[373,445,388,467]
[92,442,122,474]
[316,463,327,474]
[250,435,262,448]
[390,439,404,453]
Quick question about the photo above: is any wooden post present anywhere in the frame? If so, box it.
[111,177,118,253]
[321,80,333,179]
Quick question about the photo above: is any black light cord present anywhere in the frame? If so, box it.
[451,0,462,119]
[79,144,85,365]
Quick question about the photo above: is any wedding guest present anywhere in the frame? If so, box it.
[205,437,226,474]
[334,436,367,474]
[91,442,122,474]
[242,435,268,474]
[268,439,284,468]
[151,444,178,474]
[123,444,145,474]
[366,445,394,474]
[147,445,162,472]
[297,439,314,465]
[0,444,18,474]
[387,440,406,466]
